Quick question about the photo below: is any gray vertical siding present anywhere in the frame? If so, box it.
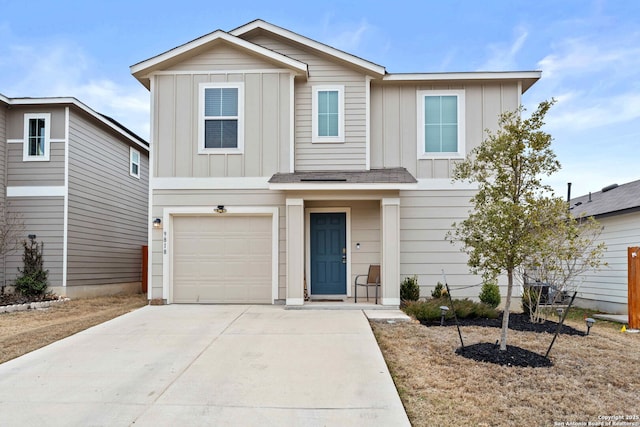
[5,197,64,288]
[66,109,149,287]
[153,46,292,179]
[246,34,368,171]
[371,82,520,179]
[6,106,66,186]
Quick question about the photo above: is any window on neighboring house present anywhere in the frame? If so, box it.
[418,90,465,157]
[130,147,141,178]
[199,83,244,153]
[312,85,344,143]
[23,113,51,161]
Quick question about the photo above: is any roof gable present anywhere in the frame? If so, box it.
[130,29,308,89]
[230,19,386,77]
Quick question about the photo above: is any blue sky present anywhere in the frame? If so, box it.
[1,0,638,197]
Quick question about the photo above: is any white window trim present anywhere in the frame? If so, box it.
[417,90,465,159]
[198,82,244,155]
[130,147,141,179]
[23,113,51,162]
[312,85,345,143]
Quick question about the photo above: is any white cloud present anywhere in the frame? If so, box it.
[322,18,372,52]
[0,38,150,139]
[479,25,528,71]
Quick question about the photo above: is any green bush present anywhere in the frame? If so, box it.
[400,276,420,302]
[403,297,498,322]
[431,282,448,298]
[14,236,49,298]
[479,282,501,308]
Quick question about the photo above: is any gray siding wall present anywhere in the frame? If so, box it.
[153,47,292,178]
[371,83,520,179]
[245,34,368,171]
[5,197,64,288]
[399,189,488,299]
[66,110,149,287]
[6,106,65,186]
[0,107,6,286]
[576,212,639,313]
[151,190,285,300]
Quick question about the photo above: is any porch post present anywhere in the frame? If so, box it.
[381,198,401,306]
[286,198,305,305]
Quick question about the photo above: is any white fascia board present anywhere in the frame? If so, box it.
[152,177,270,190]
[7,186,66,197]
[0,93,9,104]
[131,30,308,81]
[6,97,148,151]
[383,71,541,92]
[269,182,418,191]
[230,20,386,77]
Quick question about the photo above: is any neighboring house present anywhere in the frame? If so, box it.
[131,19,540,305]
[569,180,640,314]
[0,93,149,298]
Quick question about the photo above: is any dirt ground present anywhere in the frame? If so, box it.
[0,294,147,364]
[372,317,640,427]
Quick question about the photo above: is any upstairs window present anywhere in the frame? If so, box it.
[417,90,465,158]
[23,113,51,161]
[199,83,244,154]
[312,85,344,143]
[130,147,141,178]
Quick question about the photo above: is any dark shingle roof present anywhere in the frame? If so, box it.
[570,179,640,218]
[269,167,417,184]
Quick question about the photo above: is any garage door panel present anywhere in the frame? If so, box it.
[172,215,272,304]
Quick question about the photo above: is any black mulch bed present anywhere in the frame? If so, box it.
[420,313,587,368]
[455,342,553,368]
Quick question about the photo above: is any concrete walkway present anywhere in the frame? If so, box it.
[0,305,410,426]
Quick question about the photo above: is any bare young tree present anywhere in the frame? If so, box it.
[0,195,25,294]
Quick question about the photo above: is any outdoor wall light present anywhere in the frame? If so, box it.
[439,306,449,326]
[356,243,360,250]
[153,218,162,229]
[28,234,36,240]
[585,317,596,335]
[215,205,227,213]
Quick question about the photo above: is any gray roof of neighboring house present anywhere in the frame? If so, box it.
[569,179,640,218]
[269,167,417,184]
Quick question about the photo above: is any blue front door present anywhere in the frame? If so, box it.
[310,212,347,295]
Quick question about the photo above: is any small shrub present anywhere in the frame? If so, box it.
[14,236,48,298]
[479,282,501,308]
[403,297,498,322]
[431,282,448,299]
[400,276,420,302]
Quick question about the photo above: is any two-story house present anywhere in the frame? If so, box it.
[131,20,540,305]
[0,93,149,298]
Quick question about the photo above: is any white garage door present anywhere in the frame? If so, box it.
[172,215,272,303]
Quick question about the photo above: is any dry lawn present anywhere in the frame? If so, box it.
[372,317,640,427]
[0,294,147,364]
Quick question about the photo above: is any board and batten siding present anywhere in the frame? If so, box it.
[5,197,64,287]
[245,34,368,171]
[575,212,640,313]
[153,46,292,179]
[371,83,520,179]
[399,189,488,299]
[151,189,285,300]
[66,110,149,287]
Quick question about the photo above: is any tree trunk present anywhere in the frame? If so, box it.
[500,269,514,351]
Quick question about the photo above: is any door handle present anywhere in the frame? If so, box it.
[342,248,346,264]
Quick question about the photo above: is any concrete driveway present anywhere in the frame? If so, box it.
[0,305,410,426]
